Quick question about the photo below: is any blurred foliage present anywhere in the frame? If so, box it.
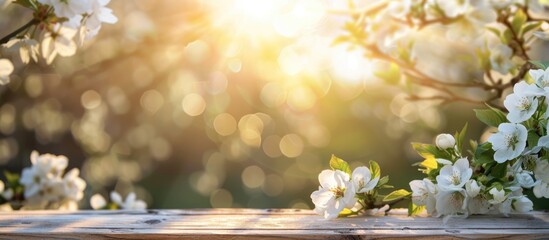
[0,0,501,209]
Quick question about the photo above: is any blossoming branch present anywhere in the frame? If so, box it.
[0,0,117,84]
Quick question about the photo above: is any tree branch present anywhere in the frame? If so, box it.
[0,19,38,45]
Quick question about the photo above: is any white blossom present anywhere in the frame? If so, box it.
[534,182,549,198]
[512,195,533,212]
[436,158,473,192]
[41,24,78,64]
[467,194,490,214]
[62,169,86,201]
[37,0,92,19]
[352,167,379,193]
[435,190,467,216]
[529,68,549,90]
[20,151,67,198]
[445,2,497,40]
[488,187,507,204]
[436,158,453,165]
[504,93,538,124]
[409,178,437,214]
[0,180,13,200]
[533,159,549,198]
[497,197,513,214]
[75,0,118,44]
[490,44,514,74]
[0,58,13,85]
[110,191,147,210]
[311,170,356,219]
[435,134,455,149]
[516,172,537,188]
[90,194,107,210]
[488,123,527,163]
[19,151,85,210]
[3,36,39,64]
[465,179,481,198]
[387,0,413,19]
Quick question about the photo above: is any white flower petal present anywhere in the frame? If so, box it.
[90,194,107,210]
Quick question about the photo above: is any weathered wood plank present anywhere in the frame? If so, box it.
[0,209,547,239]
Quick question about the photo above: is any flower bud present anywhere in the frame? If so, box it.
[465,180,480,198]
[516,172,536,188]
[488,187,506,204]
[435,134,455,149]
[513,196,533,213]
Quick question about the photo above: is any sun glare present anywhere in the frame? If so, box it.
[233,0,278,23]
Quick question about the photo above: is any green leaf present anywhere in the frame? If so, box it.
[474,107,507,127]
[408,202,426,216]
[4,171,20,187]
[474,142,495,165]
[491,162,508,179]
[454,123,468,154]
[379,184,394,189]
[329,155,352,175]
[486,27,500,37]
[512,9,527,35]
[411,142,451,159]
[374,63,401,85]
[369,160,381,179]
[522,21,543,36]
[528,130,540,148]
[383,189,411,202]
[529,60,549,70]
[338,208,356,217]
[469,140,478,153]
[377,175,389,187]
[502,28,513,44]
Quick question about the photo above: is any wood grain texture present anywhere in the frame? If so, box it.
[0,209,548,239]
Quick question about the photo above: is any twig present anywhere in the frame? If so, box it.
[0,19,38,45]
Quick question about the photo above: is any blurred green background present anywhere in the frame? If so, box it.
[1,0,539,209]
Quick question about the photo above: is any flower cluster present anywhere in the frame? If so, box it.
[407,67,549,219]
[90,191,147,210]
[0,151,149,211]
[336,0,549,104]
[409,131,535,219]
[0,0,117,84]
[8,151,87,210]
[311,155,410,219]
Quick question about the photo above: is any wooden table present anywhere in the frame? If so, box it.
[0,209,548,239]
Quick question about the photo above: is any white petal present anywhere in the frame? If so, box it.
[110,191,123,205]
[0,59,14,76]
[55,36,77,57]
[363,176,379,192]
[125,192,137,206]
[318,170,337,189]
[311,189,333,207]
[90,194,107,209]
[409,180,425,195]
[534,31,549,40]
[494,148,513,163]
[133,200,147,210]
[454,158,470,172]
